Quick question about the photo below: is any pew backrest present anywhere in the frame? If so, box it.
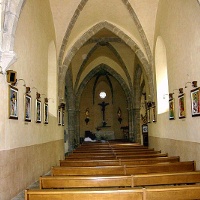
[132,171,200,186]
[144,185,200,200]
[52,161,195,176]
[25,188,144,200]
[40,175,132,189]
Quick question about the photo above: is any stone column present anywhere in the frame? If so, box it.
[128,107,134,141]
[75,109,80,145]
[132,108,141,143]
[68,109,76,152]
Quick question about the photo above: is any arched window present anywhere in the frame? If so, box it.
[155,36,169,114]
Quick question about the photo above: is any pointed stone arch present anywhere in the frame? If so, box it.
[76,63,132,106]
[74,63,133,141]
[59,21,154,103]
[74,41,133,93]
[58,0,153,66]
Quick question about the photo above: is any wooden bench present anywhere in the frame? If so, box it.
[72,148,155,154]
[40,175,133,189]
[65,153,168,160]
[132,171,200,186]
[52,166,125,176]
[27,185,200,200]
[144,185,200,200]
[68,151,161,158]
[52,161,195,176]
[120,156,180,165]
[125,161,195,175]
[60,159,120,167]
[40,171,200,189]
[25,188,144,200]
[60,156,180,167]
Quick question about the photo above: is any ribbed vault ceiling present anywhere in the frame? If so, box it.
[48,0,159,100]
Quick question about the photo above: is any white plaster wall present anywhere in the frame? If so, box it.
[151,0,200,142]
[0,0,63,150]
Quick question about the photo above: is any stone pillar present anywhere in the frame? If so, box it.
[68,109,76,152]
[75,109,80,145]
[128,107,134,141]
[132,108,141,143]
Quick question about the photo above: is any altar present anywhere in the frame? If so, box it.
[94,131,115,140]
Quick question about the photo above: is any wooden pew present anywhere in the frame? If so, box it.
[60,159,120,167]
[72,148,155,153]
[120,156,180,165]
[52,161,195,176]
[60,156,180,167]
[40,175,132,189]
[71,150,161,155]
[40,171,200,189]
[132,171,200,186]
[125,161,195,175]
[25,188,144,200]
[144,185,200,200]
[68,151,161,158]
[51,166,125,176]
[65,153,168,160]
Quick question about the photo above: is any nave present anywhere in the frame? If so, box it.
[24,141,200,200]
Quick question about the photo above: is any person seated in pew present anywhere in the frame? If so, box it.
[84,137,96,142]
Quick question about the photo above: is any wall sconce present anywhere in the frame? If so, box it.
[179,88,183,94]
[146,101,152,108]
[192,81,197,87]
[6,70,17,84]
[169,93,174,99]
[26,87,31,94]
[36,92,40,99]
[185,81,197,88]
[85,108,90,125]
[117,107,122,124]
[44,98,48,103]
[60,103,65,110]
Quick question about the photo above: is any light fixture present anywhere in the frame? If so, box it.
[192,81,197,87]
[185,81,197,88]
[6,70,17,84]
[99,91,106,99]
[36,92,40,99]
[179,88,183,94]
[169,93,174,99]
[26,87,30,94]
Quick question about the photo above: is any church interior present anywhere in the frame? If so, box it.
[1,0,200,199]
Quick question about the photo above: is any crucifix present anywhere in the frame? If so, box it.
[98,101,109,126]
